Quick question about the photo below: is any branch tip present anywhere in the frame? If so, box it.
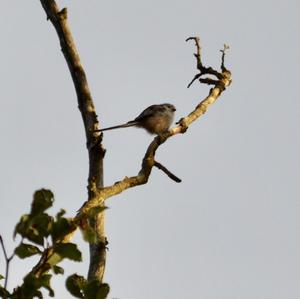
[187,73,201,88]
[58,7,68,20]
[154,161,182,183]
[220,44,230,71]
[186,36,200,44]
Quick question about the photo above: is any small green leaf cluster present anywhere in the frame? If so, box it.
[0,189,109,299]
[66,274,110,299]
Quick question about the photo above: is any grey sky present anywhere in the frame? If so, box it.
[1,0,299,298]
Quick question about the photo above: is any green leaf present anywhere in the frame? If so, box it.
[51,216,77,243]
[0,285,10,297]
[52,265,64,275]
[15,243,41,258]
[33,213,53,237]
[40,274,55,297]
[54,243,82,262]
[18,273,54,298]
[47,252,63,267]
[56,209,66,219]
[0,274,4,280]
[66,274,86,298]
[14,214,29,239]
[14,214,43,245]
[22,273,42,298]
[31,189,54,215]
[10,286,42,299]
[84,280,110,299]
[14,213,53,245]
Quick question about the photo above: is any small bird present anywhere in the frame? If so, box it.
[95,103,176,135]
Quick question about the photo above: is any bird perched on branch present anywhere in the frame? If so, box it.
[95,103,176,135]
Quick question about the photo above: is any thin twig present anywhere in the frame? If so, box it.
[187,73,201,88]
[220,44,229,72]
[0,235,15,289]
[199,78,219,85]
[154,161,182,183]
[186,37,224,88]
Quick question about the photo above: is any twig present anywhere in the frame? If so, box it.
[186,36,224,88]
[154,161,182,183]
[220,44,230,72]
[0,235,15,289]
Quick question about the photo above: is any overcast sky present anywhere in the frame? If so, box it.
[1,1,300,298]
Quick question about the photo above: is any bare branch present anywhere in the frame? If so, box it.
[154,161,182,183]
[39,0,106,283]
[199,78,220,85]
[220,44,230,72]
[39,0,231,284]
[186,36,224,88]
[187,73,201,88]
[0,235,15,290]
[78,37,232,216]
[39,0,105,187]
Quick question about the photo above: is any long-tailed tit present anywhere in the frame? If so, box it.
[95,103,176,135]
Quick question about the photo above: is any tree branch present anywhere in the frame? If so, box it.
[186,36,225,87]
[78,37,232,216]
[154,161,182,183]
[39,0,232,286]
[0,235,16,290]
[39,0,106,283]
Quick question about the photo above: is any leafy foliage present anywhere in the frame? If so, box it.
[84,280,110,299]
[52,265,64,275]
[0,286,10,298]
[14,243,42,259]
[66,274,110,299]
[14,213,53,246]
[54,243,82,262]
[31,189,54,215]
[66,274,86,298]
[51,210,77,243]
[0,189,109,299]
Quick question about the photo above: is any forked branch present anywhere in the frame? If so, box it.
[78,37,232,216]
[40,0,232,287]
[39,0,106,283]
[0,235,16,290]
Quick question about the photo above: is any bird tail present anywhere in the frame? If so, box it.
[94,121,139,132]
